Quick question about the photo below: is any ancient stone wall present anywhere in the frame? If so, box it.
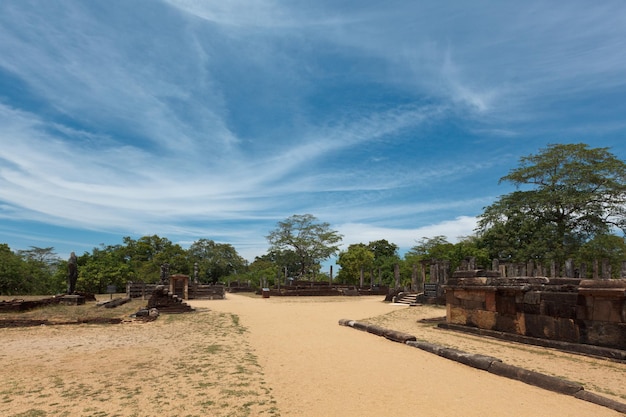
[444,272,626,350]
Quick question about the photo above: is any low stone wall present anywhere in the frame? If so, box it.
[189,284,225,299]
[444,272,626,350]
[127,282,225,300]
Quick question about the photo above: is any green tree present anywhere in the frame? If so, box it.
[245,256,280,288]
[17,246,61,294]
[367,239,400,285]
[266,214,342,279]
[0,244,26,295]
[123,235,187,282]
[187,239,247,284]
[337,243,375,284]
[78,244,134,293]
[477,143,626,264]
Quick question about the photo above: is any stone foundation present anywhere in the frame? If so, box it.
[444,273,626,350]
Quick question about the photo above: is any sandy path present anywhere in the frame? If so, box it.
[189,294,623,417]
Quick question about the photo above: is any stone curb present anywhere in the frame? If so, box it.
[575,390,626,414]
[487,361,582,395]
[339,319,626,415]
[406,340,501,371]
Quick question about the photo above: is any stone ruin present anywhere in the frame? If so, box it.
[146,285,194,313]
[444,269,626,351]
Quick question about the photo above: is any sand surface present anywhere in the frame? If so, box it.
[0,293,624,417]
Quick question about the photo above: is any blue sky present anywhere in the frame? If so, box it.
[1,1,625,264]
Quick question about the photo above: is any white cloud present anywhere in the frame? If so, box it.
[336,216,479,252]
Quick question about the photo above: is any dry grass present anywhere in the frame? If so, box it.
[0,294,141,323]
[0,297,280,417]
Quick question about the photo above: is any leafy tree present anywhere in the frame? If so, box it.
[17,246,62,294]
[337,243,375,284]
[403,236,490,280]
[187,239,247,284]
[123,235,187,282]
[367,239,400,285]
[78,244,134,293]
[0,244,25,295]
[245,256,280,288]
[477,143,626,264]
[266,214,342,279]
[408,236,455,259]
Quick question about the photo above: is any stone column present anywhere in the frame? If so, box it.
[601,259,611,279]
[565,259,575,278]
[394,263,400,289]
[359,266,364,288]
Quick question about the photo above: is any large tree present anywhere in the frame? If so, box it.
[266,214,342,279]
[477,143,626,264]
[336,243,375,284]
[187,239,247,284]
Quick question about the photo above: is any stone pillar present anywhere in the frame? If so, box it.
[394,263,400,289]
[411,264,417,292]
[467,257,476,270]
[329,265,333,286]
[593,259,599,279]
[622,261,626,278]
[420,261,427,286]
[565,259,575,278]
[442,260,450,285]
[601,259,611,279]
[359,267,364,288]
[579,262,587,279]
[491,259,499,273]
[527,260,535,277]
[550,261,557,278]
[430,260,439,284]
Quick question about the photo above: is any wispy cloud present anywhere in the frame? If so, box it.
[1,1,625,261]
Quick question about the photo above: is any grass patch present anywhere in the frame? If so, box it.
[0,297,142,323]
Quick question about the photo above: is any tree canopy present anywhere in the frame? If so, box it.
[477,143,626,263]
[266,214,342,279]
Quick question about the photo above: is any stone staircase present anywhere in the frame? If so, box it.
[394,292,420,305]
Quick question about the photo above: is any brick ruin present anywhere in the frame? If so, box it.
[444,270,626,350]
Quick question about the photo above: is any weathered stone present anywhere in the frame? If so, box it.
[445,290,460,306]
[495,314,517,333]
[488,362,583,395]
[523,291,541,305]
[468,309,497,330]
[485,291,497,312]
[496,294,517,316]
[382,328,416,343]
[591,299,620,322]
[461,299,485,310]
[447,305,468,325]
[575,390,626,414]
[453,289,486,302]
[580,321,626,350]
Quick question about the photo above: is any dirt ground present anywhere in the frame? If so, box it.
[0,293,624,417]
